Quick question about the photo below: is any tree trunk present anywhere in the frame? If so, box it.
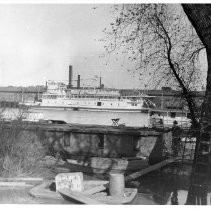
[182,5,211,116]
[182,4,211,205]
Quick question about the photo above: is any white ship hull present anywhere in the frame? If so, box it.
[26,99,149,112]
[69,106,148,112]
[68,98,148,112]
[29,104,149,112]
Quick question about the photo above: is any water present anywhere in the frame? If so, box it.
[30,109,149,127]
[133,174,190,205]
[27,174,191,205]
[1,174,210,205]
[31,174,211,205]
[0,108,149,127]
[134,174,211,205]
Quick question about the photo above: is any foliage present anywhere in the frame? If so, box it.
[0,114,48,177]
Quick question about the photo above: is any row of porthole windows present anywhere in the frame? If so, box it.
[76,102,103,105]
[75,102,121,106]
[45,100,123,107]
[46,101,65,104]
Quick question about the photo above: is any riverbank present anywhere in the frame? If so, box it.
[0,162,197,205]
[0,152,210,205]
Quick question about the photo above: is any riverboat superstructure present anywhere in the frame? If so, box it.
[29,81,155,112]
[40,81,71,108]
[68,88,154,112]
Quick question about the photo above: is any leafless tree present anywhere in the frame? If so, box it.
[182,4,211,205]
[104,4,205,128]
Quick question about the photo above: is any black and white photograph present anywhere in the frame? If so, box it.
[0,1,210,205]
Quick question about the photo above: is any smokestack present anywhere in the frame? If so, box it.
[69,65,73,87]
[100,77,102,88]
[77,75,80,89]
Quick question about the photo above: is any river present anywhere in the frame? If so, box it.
[39,109,149,126]
[0,108,149,127]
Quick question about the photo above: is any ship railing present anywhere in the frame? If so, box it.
[148,116,191,129]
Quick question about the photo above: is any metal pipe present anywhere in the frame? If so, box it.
[69,65,73,87]
[77,75,80,89]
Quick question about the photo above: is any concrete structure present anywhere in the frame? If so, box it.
[3,121,163,159]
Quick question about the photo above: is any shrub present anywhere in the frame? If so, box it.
[0,117,48,177]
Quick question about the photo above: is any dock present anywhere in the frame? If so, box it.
[2,121,162,136]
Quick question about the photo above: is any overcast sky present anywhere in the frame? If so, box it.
[0,4,144,89]
[0,3,207,89]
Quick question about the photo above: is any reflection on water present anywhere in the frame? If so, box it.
[171,189,178,205]
[1,174,210,205]
[36,174,210,205]
[133,174,211,205]
[186,184,209,205]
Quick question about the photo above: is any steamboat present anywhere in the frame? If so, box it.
[23,80,155,112]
